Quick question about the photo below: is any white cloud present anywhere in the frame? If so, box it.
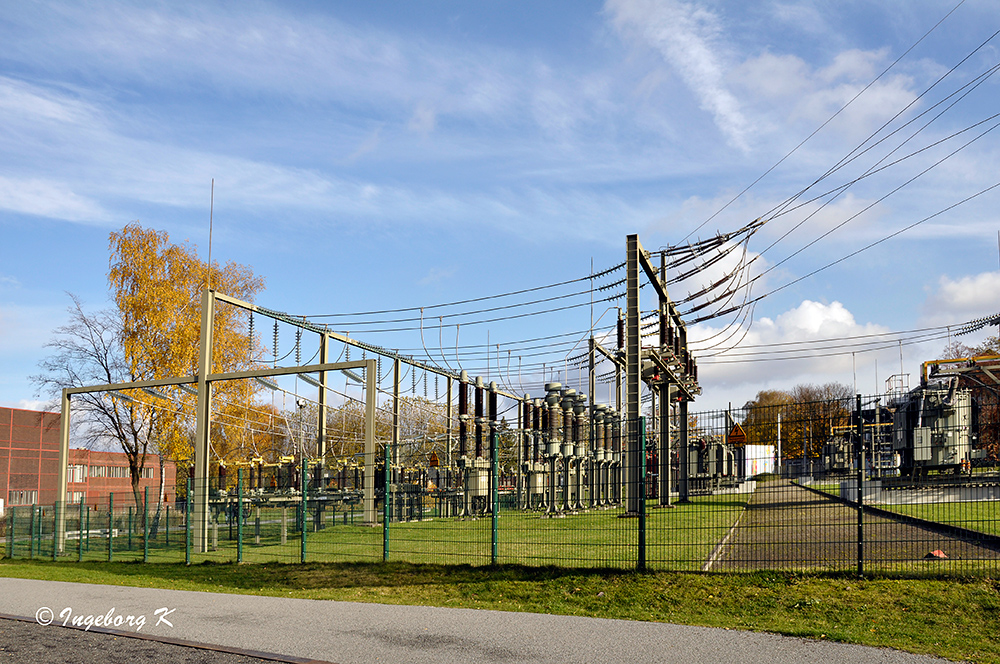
[769,2,830,35]
[0,76,100,126]
[5,3,524,124]
[408,102,437,135]
[419,267,456,287]
[345,126,384,163]
[732,48,917,145]
[0,176,109,222]
[606,0,751,151]
[921,271,1000,328]
[16,399,55,412]
[691,299,894,405]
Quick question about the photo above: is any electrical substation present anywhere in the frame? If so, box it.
[48,233,721,556]
[24,231,1000,573]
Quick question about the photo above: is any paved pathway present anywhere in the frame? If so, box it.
[0,578,951,663]
[711,479,998,570]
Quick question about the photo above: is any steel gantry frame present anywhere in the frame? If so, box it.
[56,287,531,553]
[56,289,379,553]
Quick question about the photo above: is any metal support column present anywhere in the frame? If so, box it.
[678,398,690,502]
[318,335,329,459]
[56,390,71,553]
[856,393,864,577]
[194,288,216,552]
[363,358,377,525]
[588,338,596,508]
[625,234,641,515]
[659,383,672,506]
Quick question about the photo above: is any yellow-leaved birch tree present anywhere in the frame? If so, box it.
[105,223,265,521]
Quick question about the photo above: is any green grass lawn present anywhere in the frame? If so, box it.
[2,557,999,663]
[880,500,1000,537]
[6,496,750,570]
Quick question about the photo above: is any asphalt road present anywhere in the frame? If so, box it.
[0,578,951,664]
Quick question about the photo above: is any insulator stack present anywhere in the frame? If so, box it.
[573,393,587,455]
[560,388,576,456]
[489,382,498,458]
[522,397,532,462]
[545,382,562,455]
[458,370,468,457]
[475,376,484,458]
[533,399,542,462]
[594,406,605,452]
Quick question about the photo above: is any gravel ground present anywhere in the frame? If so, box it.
[0,617,326,664]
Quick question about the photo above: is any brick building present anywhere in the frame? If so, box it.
[0,406,176,512]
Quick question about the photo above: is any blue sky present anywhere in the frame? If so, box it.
[3,0,1000,414]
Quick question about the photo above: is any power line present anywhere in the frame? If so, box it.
[303,261,625,319]
[679,0,968,244]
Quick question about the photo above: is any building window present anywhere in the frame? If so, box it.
[69,491,86,503]
[8,490,38,506]
[68,464,88,483]
[88,466,153,480]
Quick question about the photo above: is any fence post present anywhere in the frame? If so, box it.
[491,426,499,566]
[185,478,192,565]
[108,493,114,563]
[856,393,864,577]
[383,450,390,562]
[29,505,36,559]
[165,506,170,548]
[638,416,646,571]
[79,496,85,563]
[143,487,149,563]
[52,501,59,561]
[300,459,307,564]
[128,506,133,551]
[237,468,243,564]
[7,507,14,559]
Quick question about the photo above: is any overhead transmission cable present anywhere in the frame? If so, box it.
[678,0,968,245]
[303,262,624,320]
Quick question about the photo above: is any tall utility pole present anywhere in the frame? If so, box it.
[625,235,641,515]
[624,235,700,515]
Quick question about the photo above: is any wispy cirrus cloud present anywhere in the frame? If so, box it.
[606,0,751,151]
[0,176,109,223]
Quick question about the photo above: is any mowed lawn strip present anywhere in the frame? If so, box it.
[3,495,750,568]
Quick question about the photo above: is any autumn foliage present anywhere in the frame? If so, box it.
[107,223,266,474]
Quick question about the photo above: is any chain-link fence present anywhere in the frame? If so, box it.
[8,390,1000,575]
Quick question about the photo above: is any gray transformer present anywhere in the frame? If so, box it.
[822,434,853,474]
[891,382,972,474]
[686,436,737,494]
